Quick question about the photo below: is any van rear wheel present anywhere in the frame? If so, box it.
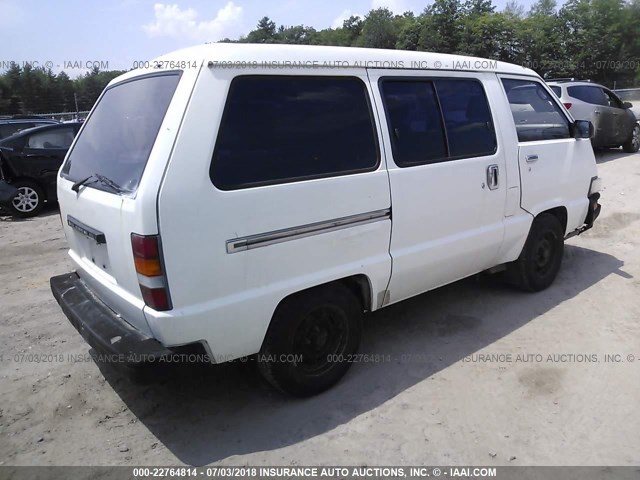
[258,283,362,396]
[506,213,564,292]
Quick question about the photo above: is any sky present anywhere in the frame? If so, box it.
[1,0,538,77]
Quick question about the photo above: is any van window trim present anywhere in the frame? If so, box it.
[377,76,499,168]
[209,74,382,191]
[60,70,183,190]
[498,74,575,139]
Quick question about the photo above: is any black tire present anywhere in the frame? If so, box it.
[622,123,640,153]
[7,180,45,218]
[258,283,363,397]
[505,213,564,292]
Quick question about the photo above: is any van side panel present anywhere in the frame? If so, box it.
[151,67,392,361]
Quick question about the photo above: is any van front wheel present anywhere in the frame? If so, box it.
[258,284,362,396]
[506,213,564,292]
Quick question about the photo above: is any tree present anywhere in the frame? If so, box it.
[276,25,315,44]
[464,0,495,15]
[420,0,464,53]
[244,16,277,43]
[358,8,398,49]
[559,0,629,83]
[518,0,565,77]
[460,12,520,61]
[503,1,525,19]
[396,14,422,50]
[55,72,75,112]
[343,15,364,46]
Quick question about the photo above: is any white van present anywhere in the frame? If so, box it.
[51,44,601,396]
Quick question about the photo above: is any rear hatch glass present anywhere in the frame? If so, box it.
[61,72,181,194]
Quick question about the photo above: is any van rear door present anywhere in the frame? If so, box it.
[57,70,190,336]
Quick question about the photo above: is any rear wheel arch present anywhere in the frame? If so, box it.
[506,211,565,292]
[259,278,366,396]
[542,206,567,235]
[337,274,373,312]
[269,275,373,320]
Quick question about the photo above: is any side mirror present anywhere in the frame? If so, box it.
[623,101,633,109]
[574,120,594,139]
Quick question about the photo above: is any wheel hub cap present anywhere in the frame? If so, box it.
[294,307,347,373]
[534,232,557,275]
[12,187,39,212]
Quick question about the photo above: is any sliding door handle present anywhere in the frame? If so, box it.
[487,164,499,190]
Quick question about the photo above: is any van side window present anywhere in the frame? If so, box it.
[502,79,571,142]
[380,81,447,165]
[210,76,379,190]
[380,78,496,166]
[435,79,497,158]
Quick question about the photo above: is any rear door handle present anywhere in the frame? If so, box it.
[526,154,538,163]
[487,164,499,190]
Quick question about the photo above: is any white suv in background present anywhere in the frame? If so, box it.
[548,79,639,152]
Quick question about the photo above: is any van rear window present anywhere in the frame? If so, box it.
[61,73,180,194]
[210,76,379,190]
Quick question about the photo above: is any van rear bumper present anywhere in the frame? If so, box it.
[50,272,173,368]
[565,192,601,240]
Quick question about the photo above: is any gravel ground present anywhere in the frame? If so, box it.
[1,149,639,467]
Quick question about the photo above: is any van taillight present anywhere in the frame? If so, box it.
[563,102,572,109]
[131,233,172,311]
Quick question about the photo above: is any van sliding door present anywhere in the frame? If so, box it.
[369,70,507,304]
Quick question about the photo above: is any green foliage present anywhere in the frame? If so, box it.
[357,8,399,49]
[423,0,464,53]
[0,65,125,115]
[244,16,277,43]
[225,0,640,87]
[2,0,639,112]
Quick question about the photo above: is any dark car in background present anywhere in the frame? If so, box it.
[0,117,60,140]
[547,80,639,152]
[614,89,640,121]
[0,122,81,217]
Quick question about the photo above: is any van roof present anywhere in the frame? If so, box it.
[112,44,537,86]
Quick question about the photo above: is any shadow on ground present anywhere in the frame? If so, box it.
[0,202,59,222]
[97,244,629,465]
[594,148,637,164]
